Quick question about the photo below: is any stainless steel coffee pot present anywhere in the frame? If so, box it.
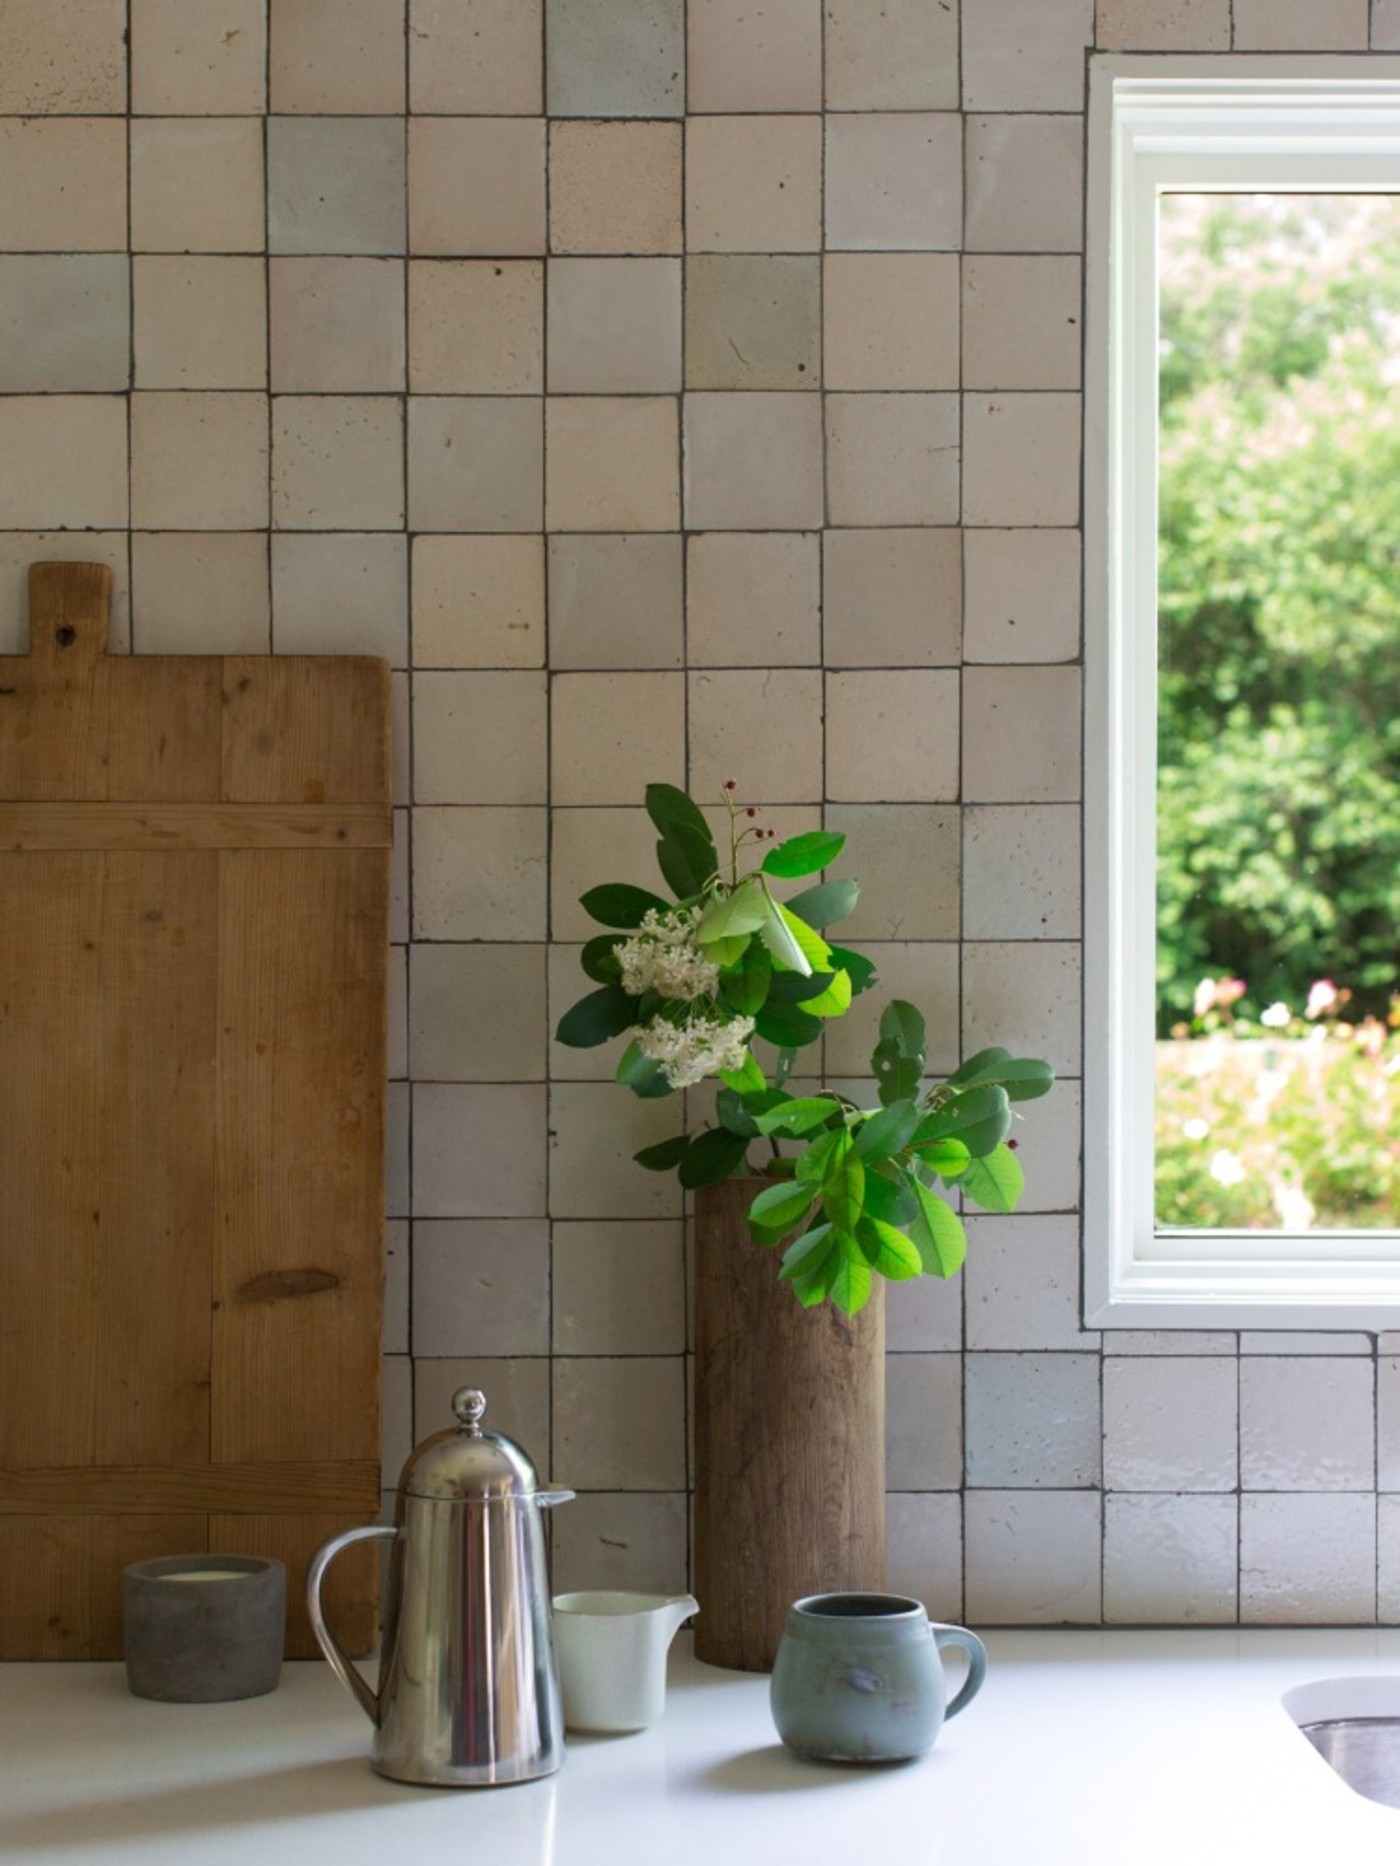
[307,1386,574,1787]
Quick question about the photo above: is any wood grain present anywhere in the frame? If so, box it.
[0,563,388,1661]
[692,1176,886,1673]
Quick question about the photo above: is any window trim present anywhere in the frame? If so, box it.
[1083,53,1400,1329]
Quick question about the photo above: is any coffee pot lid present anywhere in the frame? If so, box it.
[400,1387,543,1501]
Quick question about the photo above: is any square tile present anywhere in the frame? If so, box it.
[269,0,406,112]
[826,393,960,527]
[545,0,684,118]
[553,1358,687,1491]
[272,395,403,531]
[823,528,961,666]
[411,1221,550,1357]
[887,1353,963,1490]
[826,113,963,251]
[548,534,684,669]
[1094,0,1231,49]
[963,530,1081,663]
[271,533,408,662]
[823,942,961,1076]
[964,804,1081,939]
[414,1358,550,1467]
[409,943,549,1081]
[1234,0,1368,43]
[1374,0,1400,47]
[963,0,1094,110]
[823,254,958,393]
[413,1082,548,1217]
[132,392,269,530]
[887,1493,964,1623]
[963,667,1082,803]
[1010,1078,1082,1215]
[826,670,960,803]
[686,533,820,666]
[552,673,686,804]
[963,256,1083,392]
[130,118,265,254]
[131,533,270,654]
[966,1216,1092,1352]
[414,670,549,803]
[0,119,126,249]
[824,0,959,110]
[552,1221,685,1354]
[688,0,821,111]
[546,398,679,532]
[1241,1357,1374,1492]
[684,116,823,253]
[1240,1494,1376,1623]
[824,804,960,940]
[687,668,824,804]
[886,1269,964,1353]
[412,805,548,939]
[549,1082,685,1219]
[133,256,266,390]
[550,1493,690,1594]
[410,118,546,257]
[963,394,1082,528]
[410,260,543,395]
[1104,1495,1238,1624]
[964,1491,1102,1623]
[550,807,660,942]
[410,0,541,112]
[686,256,820,391]
[0,533,130,654]
[270,257,405,393]
[0,255,129,392]
[268,116,406,256]
[549,121,682,256]
[962,941,1082,1078]
[414,535,545,668]
[965,1352,1101,1488]
[964,115,1085,254]
[408,397,543,533]
[1103,1356,1238,1491]
[684,393,824,531]
[547,259,681,394]
[0,0,126,113]
[131,0,266,112]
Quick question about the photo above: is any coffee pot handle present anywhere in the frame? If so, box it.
[931,1623,988,1719]
[306,1524,398,1726]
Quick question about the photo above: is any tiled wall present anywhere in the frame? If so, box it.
[4,0,1400,1625]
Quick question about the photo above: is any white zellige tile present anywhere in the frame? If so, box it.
[1104,1494,1238,1625]
[411,1219,550,1357]
[1103,1355,1238,1493]
[1239,1494,1376,1624]
[964,1491,1102,1625]
[1239,1356,1374,1493]
[549,1492,690,1595]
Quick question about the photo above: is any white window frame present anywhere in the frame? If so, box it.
[1084,53,1400,1328]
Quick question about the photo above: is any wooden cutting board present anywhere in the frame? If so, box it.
[0,563,390,1660]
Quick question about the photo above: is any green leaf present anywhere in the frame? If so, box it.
[798,967,853,1019]
[862,1165,916,1227]
[633,1134,689,1172]
[915,1137,972,1182]
[720,942,770,1015]
[959,1142,1025,1214]
[821,1134,866,1234]
[615,1039,674,1099]
[580,933,624,984]
[706,932,752,970]
[754,1095,843,1137]
[718,1050,766,1096]
[581,883,671,929]
[828,944,877,996]
[871,998,926,1107]
[761,829,847,879]
[747,1179,817,1236]
[757,900,812,975]
[776,905,833,972]
[828,1251,873,1315]
[677,1126,752,1189]
[853,1098,921,1162]
[715,1087,760,1138]
[943,1047,1056,1104]
[645,782,717,855]
[779,1223,833,1281]
[914,1084,1012,1159]
[782,878,860,928]
[754,1001,824,1048]
[907,1178,967,1279]
[766,968,837,1004]
[856,1216,924,1281]
[697,879,767,945]
[555,984,635,1048]
[795,1127,844,1185]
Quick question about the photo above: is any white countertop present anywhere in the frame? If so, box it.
[3,1631,1400,1865]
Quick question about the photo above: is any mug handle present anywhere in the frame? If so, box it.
[930,1623,987,1719]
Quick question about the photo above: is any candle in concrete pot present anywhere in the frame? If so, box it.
[122,1555,286,1702]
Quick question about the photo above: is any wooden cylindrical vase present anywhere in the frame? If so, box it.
[692,1176,886,1672]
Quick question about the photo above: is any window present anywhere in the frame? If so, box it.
[1084,55,1400,1326]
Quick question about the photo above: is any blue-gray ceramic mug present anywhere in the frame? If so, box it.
[770,1592,987,1763]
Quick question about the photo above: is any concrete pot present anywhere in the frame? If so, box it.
[122,1554,286,1702]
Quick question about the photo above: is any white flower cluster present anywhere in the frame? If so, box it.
[636,1012,756,1089]
[616,907,720,1004]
